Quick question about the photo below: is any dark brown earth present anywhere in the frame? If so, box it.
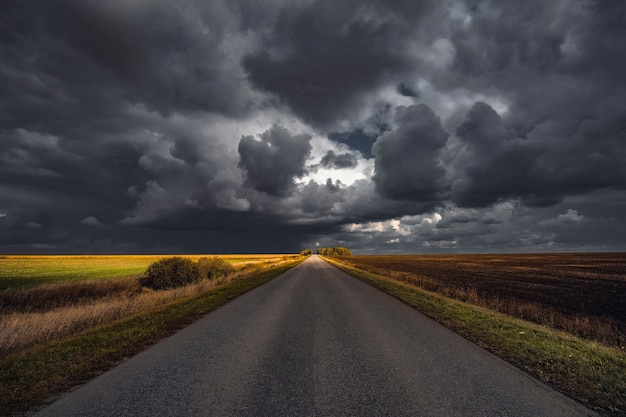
[338,253,626,323]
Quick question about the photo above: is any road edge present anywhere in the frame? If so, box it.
[321,256,624,417]
[0,258,305,417]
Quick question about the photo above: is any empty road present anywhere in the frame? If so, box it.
[35,255,597,417]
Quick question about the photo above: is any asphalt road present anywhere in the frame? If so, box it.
[34,255,597,417]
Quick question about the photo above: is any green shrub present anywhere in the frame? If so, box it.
[299,249,313,256]
[144,257,200,290]
[197,256,235,280]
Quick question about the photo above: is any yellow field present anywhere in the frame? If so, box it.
[0,255,303,356]
[0,254,297,289]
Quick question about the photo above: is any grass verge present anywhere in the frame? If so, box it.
[0,258,303,416]
[323,257,626,417]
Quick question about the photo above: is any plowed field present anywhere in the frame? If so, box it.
[338,253,626,336]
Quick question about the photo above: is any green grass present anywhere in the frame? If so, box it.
[323,257,626,417]
[0,256,149,289]
[0,255,295,289]
[0,258,304,415]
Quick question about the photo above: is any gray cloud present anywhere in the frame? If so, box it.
[299,179,346,216]
[372,104,448,202]
[238,125,312,197]
[242,0,443,130]
[397,82,418,98]
[450,102,544,207]
[1,0,626,254]
[320,151,359,169]
[449,98,626,208]
[41,0,254,117]
[81,216,103,227]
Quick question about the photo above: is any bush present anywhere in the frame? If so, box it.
[299,249,313,256]
[144,257,200,290]
[197,256,235,280]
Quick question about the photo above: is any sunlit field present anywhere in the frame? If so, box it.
[0,254,295,289]
[0,256,305,416]
[0,254,300,356]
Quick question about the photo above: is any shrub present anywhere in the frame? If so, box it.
[143,257,200,290]
[299,249,313,256]
[196,256,235,280]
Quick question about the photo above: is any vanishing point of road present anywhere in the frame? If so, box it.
[35,255,597,417]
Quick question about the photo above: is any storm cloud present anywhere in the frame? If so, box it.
[373,104,448,202]
[242,0,444,130]
[1,0,625,254]
[320,151,359,169]
[238,125,312,197]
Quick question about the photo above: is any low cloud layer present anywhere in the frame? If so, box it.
[1,0,625,254]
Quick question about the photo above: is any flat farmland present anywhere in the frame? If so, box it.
[337,253,626,345]
[0,254,295,289]
[0,254,301,357]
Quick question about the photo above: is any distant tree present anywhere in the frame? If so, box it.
[197,256,235,280]
[143,257,200,290]
[317,247,352,256]
[336,247,352,256]
[300,249,313,256]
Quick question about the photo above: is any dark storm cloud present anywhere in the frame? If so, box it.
[0,0,257,145]
[238,125,312,197]
[449,99,626,208]
[0,0,269,252]
[299,179,345,215]
[414,0,626,214]
[372,104,448,202]
[242,0,443,130]
[1,0,626,254]
[43,0,252,117]
[0,128,146,221]
[320,151,358,169]
[450,102,544,207]
[397,82,418,98]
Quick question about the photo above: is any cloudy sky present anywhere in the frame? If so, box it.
[1,0,625,254]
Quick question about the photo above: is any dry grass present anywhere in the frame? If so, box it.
[0,276,143,312]
[0,258,306,417]
[0,257,295,357]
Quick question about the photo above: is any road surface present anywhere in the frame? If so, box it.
[35,255,597,416]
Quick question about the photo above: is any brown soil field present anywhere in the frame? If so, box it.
[338,253,626,343]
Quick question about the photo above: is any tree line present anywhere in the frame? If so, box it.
[299,247,352,256]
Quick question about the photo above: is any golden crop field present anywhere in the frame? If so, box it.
[0,254,297,289]
[0,254,301,356]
